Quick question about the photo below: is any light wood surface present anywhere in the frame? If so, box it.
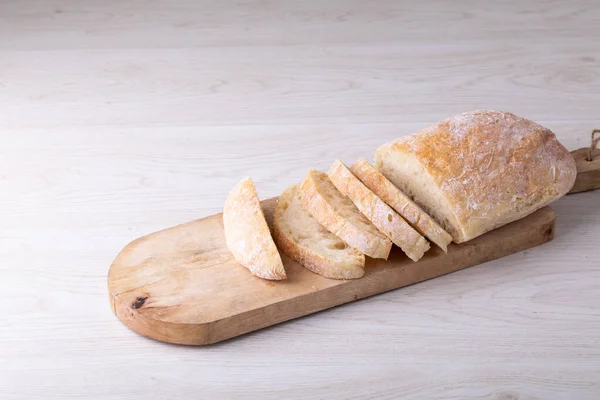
[109,200,554,345]
[1,0,599,398]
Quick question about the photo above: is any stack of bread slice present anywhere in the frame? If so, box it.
[223,160,450,281]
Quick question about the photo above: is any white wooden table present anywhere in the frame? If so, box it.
[1,1,599,399]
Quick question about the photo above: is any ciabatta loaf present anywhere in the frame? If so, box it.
[274,184,365,279]
[300,170,392,259]
[223,177,286,280]
[350,158,452,252]
[375,110,577,243]
[328,160,430,262]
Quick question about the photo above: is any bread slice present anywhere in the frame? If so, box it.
[299,170,391,259]
[374,110,577,243]
[350,158,453,252]
[274,184,365,279]
[328,160,430,262]
[223,177,286,280]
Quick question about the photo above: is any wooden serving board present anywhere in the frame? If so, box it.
[108,199,556,345]
[569,147,600,194]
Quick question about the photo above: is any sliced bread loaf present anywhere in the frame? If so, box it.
[274,184,365,279]
[350,158,452,252]
[299,170,392,259]
[328,160,430,262]
[223,177,286,280]
[374,110,577,243]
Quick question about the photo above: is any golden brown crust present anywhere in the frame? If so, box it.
[350,158,452,252]
[223,177,286,280]
[299,170,392,259]
[273,185,365,280]
[327,160,430,262]
[375,110,577,242]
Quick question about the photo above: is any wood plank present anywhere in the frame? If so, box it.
[1,0,598,50]
[108,201,555,345]
[3,43,599,130]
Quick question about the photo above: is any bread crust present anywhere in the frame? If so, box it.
[375,110,577,243]
[223,177,286,280]
[328,160,430,262]
[273,185,365,279]
[350,158,452,252]
[299,170,392,259]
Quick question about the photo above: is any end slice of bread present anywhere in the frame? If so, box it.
[328,160,430,262]
[350,158,453,252]
[223,177,286,280]
[299,170,392,259]
[274,184,365,279]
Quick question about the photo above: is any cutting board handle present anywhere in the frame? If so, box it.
[568,129,600,194]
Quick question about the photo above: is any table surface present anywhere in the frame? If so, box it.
[1,1,599,399]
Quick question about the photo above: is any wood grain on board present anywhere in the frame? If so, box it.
[108,201,555,345]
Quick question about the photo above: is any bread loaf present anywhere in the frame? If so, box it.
[328,160,430,262]
[300,170,392,259]
[223,177,286,280]
[274,184,365,279]
[375,110,577,243]
[350,158,453,252]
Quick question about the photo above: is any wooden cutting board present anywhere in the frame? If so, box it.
[108,200,555,345]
